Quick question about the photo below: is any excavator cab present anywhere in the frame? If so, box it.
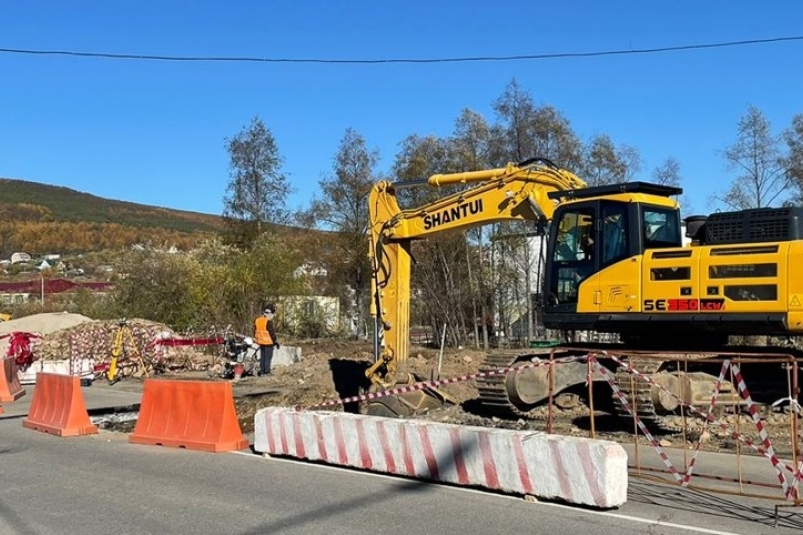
[542,182,683,333]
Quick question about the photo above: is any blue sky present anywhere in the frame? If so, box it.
[1,1,802,217]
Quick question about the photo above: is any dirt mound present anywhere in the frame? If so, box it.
[0,312,93,335]
[0,312,95,358]
[234,340,483,434]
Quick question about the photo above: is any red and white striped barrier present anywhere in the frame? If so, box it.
[682,360,730,487]
[593,361,683,483]
[254,407,628,508]
[731,363,793,498]
[303,355,587,410]
[601,354,802,499]
[147,336,224,349]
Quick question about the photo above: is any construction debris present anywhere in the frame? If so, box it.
[2,313,218,379]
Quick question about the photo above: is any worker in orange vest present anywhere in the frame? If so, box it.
[254,303,279,376]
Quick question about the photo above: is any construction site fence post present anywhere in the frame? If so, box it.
[579,350,803,505]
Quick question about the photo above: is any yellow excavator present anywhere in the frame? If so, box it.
[366,157,802,422]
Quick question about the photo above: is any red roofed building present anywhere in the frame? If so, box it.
[0,279,115,305]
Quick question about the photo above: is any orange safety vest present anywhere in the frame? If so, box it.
[254,316,274,345]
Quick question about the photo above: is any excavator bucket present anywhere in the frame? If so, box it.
[478,351,599,415]
[365,373,456,418]
[510,359,594,408]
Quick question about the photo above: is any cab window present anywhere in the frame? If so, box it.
[553,210,595,262]
[643,207,681,249]
[602,204,628,264]
[551,209,595,305]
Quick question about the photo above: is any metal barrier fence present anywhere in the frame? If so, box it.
[533,347,803,517]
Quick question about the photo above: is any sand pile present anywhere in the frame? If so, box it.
[0,312,95,358]
[0,312,93,336]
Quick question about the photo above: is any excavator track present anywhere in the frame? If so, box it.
[476,353,528,417]
[476,349,583,418]
[476,343,801,429]
[611,352,744,430]
[612,357,664,426]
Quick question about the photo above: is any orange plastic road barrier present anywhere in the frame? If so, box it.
[22,372,98,436]
[0,357,25,402]
[130,379,249,453]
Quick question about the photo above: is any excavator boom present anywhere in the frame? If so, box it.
[366,158,585,414]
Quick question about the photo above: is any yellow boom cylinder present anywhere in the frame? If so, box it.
[428,166,512,187]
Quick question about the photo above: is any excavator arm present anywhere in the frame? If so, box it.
[366,158,586,400]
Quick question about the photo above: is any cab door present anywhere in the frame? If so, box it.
[596,202,641,313]
[545,202,600,314]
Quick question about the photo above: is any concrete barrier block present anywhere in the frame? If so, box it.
[272,346,301,367]
[254,407,627,508]
[19,358,95,385]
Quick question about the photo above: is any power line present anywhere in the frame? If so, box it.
[1,35,802,64]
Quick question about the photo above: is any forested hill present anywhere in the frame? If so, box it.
[0,178,223,254]
[0,178,221,231]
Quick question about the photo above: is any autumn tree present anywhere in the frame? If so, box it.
[389,134,475,348]
[714,106,791,210]
[650,156,695,212]
[301,128,380,338]
[202,233,303,332]
[386,86,591,348]
[389,124,534,349]
[450,109,495,170]
[107,236,303,333]
[222,116,292,246]
[492,83,585,342]
[580,134,642,186]
[785,114,803,202]
[392,134,454,205]
[110,250,198,330]
[394,134,454,179]
[449,107,552,346]
[493,79,536,164]
[492,79,583,169]
[449,110,495,348]
[529,106,584,170]
[651,156,682,187]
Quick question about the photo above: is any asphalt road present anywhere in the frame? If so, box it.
[0,383,144,419]
[0,417,801,535]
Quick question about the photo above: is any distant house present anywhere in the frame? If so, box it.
[36,260,66,272]
[278,295,341,335]
[10,252,31,264]
[0,281,37,304]
[44,253,61,261]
